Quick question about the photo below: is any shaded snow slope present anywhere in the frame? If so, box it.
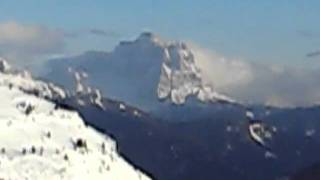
[63,94,320,180]
[0,62,151,180]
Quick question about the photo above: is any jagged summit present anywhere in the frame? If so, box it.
[45,32,236,110]
[136,32,161,43]
[154,36,235,104]
[116,32,165,52]
[121,32,236,105]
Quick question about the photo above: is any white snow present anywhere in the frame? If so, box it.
[133,110,140,117]
[264,151,277,159]
[305,129,316,137]
[157,63,172,99]
[69,68,106,110]
[0,58,11,72]
[248,122,266,146]
[248,121,274,148]
[0,68,66,100]
[119,103,126,111]
[245,110,255,120]
[91,89,105,110]
[0,68,151,180]
[156,37,236,105]
[225,125,233,133]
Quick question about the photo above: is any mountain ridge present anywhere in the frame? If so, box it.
[0,59,152,180]
[44,32,236,112]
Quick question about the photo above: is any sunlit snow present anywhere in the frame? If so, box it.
[0,60,151,180]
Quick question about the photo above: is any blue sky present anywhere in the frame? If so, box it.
[0,0,320,67]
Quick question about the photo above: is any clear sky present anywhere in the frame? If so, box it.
[0,0,320,67]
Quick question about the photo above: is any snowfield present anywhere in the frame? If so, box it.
[0,63,151,180]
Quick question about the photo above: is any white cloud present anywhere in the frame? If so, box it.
[190,44,254,90]
[190,43,320,107]
[0,22,65,68]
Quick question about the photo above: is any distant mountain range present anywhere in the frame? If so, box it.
[44,32,236,116]
[40,32,320,180]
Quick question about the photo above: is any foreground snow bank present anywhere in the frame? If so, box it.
[0,62,151,180]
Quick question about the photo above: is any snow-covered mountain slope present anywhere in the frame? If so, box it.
[0,71,66,101]
[0,60,151,180]
[45,32,235,110]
